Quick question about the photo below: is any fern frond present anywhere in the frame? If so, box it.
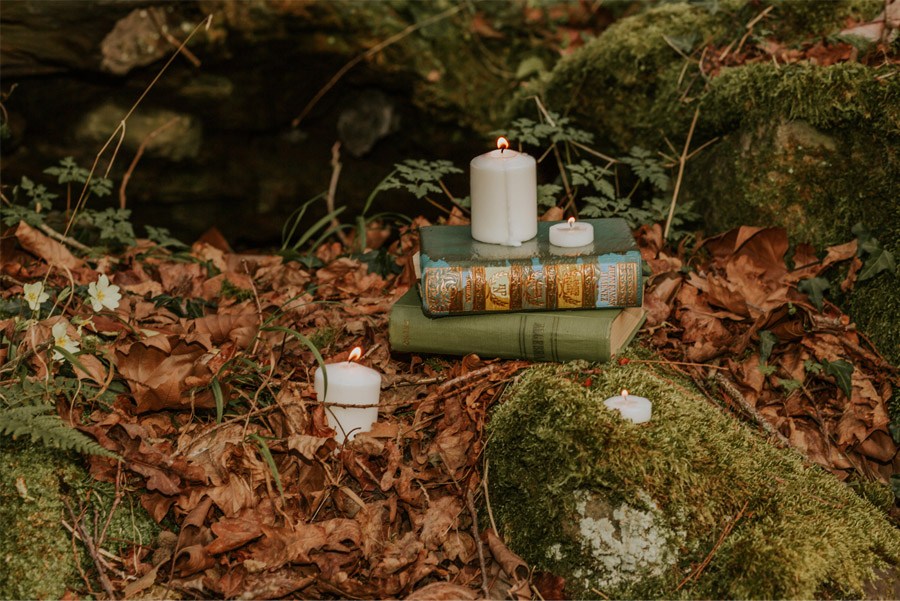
[0,405,120,459]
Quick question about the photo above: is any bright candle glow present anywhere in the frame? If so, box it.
[549,217,594,247]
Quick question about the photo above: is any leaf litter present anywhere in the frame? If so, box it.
[1,215,897,598]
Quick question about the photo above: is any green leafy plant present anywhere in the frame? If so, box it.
[852,222,896,282]
[0,405,118,458]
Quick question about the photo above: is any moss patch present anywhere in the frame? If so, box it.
[0,439,160,599]
[487,358,900,599]
[532,0,900,365]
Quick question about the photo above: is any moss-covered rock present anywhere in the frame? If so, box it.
[487,360,900,599]
[532,0,899,363]
[0,439,160,599]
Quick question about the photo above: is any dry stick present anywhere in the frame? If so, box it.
[60,14,213,242]
[242,258,265,357]
[291,5,463,128]
[466,489,491,599]
[326,141,351,246]
[715,372,790,448]
[481,459,499,535]
[37,223,91,252]
[64,499,118,600]
[119,116,181,209]
[676,500,749,590]
[663,106,700,240]
[149,9,202,68]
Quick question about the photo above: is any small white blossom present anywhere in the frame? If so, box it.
[23,281,49,311]
[51,321,80,361]
[87,274,122,312]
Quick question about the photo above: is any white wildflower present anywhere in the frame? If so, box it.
[23,281,49,311]
[87,274,122,312]
[51,321,80,361]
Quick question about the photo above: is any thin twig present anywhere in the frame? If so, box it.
[292,5,463,127]
[60,14,213,242]
[677,500,749,590]
[242,258,265,357]
[663,106,700,240]
[326,141,351,246]
[715,372,790,447]
[64,498,118,600]
[37,223,91,252]
[482,459,499,535]
[466,489,490,599]
[119,116,181,209]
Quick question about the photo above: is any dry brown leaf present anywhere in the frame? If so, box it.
[406,582,479,600]
[14,221,86,269]
[206,515,264,555]
[116,336,217,412]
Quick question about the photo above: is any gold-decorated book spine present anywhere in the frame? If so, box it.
[420,258,641,316]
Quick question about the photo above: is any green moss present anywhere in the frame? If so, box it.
[0,438,161,599]
[0,440,85,599]
[766,0,883,38]
[704,63,900,135]
[536,2,733,149]
[487,358,900,599]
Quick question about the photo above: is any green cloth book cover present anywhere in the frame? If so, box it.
[389,287,646,362]
[418,218,642,317]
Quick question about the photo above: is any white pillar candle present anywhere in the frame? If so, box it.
[549,217,594,247]
[313,347,382,444]
[470,137,537,247]
[603,389,652,424]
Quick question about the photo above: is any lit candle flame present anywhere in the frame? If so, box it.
[621,389,629,398]
[568,217,576,227]
[348,347,363,362]
[497,137,509,152]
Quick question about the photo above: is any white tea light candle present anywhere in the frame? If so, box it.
[603,389,652,424]
[314,347,382,444]
[470,137,537,247]
[549,217,594,247]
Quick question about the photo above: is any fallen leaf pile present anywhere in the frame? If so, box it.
[1,219,539,599]
[637,223,898,483]
[701,4,900,76]
[1,215,897,599]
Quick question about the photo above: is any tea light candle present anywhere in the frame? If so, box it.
[470,137,537,247]
[603,389,652,424]
[314,347,381,444]
[549,217,594,247]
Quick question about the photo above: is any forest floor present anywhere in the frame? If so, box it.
[1,211,896,599]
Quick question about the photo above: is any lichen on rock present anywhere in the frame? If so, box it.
[487,357,900,599]
[569,489,680,592]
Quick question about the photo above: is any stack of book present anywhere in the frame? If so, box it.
[388,219,647,362]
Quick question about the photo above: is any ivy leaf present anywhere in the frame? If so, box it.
[858,248,896,282]
[777,378,803,393]
[823,359,854,398]
[758,330,778,364]
[804,359,823,375]
[798,277,829,310]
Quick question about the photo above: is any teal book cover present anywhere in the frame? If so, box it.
[418,218,643,316]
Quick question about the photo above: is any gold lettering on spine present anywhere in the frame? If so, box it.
[545,264,558,310]
[584,263,597,307]
[557,264,585,309]
[486,267,511,311]
[472,266,486,312]
[509,264,524,310]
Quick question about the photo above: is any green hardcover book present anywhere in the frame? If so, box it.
[389,287,646,362]
[418,218,642,317]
